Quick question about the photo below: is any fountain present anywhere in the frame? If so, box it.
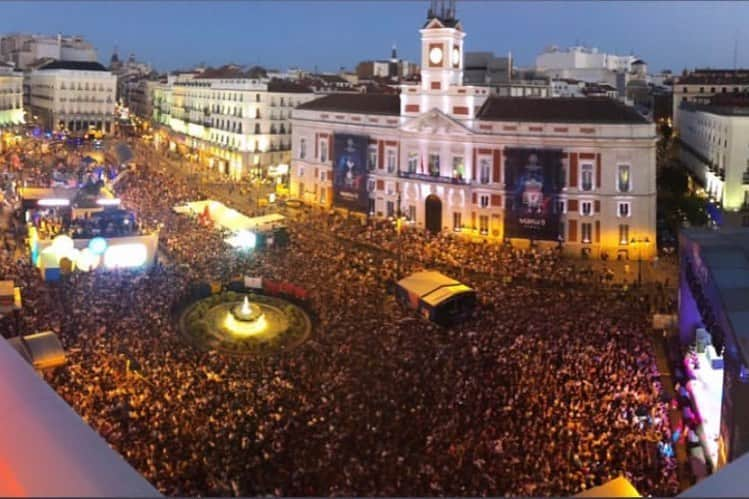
[179,291,312,356]
[232,296,264,322]
[224,296,269,337]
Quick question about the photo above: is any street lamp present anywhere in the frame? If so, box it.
[630,236,650,287]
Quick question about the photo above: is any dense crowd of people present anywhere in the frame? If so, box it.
[0,138,682,496]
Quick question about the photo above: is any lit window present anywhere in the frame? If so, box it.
[581,222,592,243]
[453,212,462,231]
[452,156,465,180]
[619,224,629,245]
[617,164,631,192]
[479,215,489,235]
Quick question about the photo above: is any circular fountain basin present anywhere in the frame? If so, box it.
[178,292,312,356]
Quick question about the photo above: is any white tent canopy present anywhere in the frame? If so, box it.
[174,200,285,232]
[397,270,473,307]
[0,337,159,497]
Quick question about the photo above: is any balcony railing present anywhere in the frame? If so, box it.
[398,171,469,185]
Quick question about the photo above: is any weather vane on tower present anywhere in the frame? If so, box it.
[427,0,457,21]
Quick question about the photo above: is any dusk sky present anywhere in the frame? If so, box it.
[2,1,748,73]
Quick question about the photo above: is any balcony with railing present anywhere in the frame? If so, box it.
[398,171,469,185]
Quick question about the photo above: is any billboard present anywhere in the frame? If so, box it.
[333,134,369,211]
[504,148,563,241]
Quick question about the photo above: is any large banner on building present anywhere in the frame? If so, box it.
[333,134,369,212]
[504,148,563,241]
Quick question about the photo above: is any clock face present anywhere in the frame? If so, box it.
[452,47,460,66]
[429,46,443,65]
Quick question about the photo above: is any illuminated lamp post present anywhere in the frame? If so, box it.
[630,236,650,287]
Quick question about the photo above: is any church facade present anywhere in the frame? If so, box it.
[290,2,657,259]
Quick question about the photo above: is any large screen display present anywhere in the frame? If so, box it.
[333,134,369,212]
[504,148,563,241]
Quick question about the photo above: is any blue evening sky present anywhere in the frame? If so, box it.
[1,1,747,73]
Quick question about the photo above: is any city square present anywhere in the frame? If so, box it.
[0,131,679,496]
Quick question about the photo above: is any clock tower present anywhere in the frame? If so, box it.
[420,0,464,92]
[401,0,486,119]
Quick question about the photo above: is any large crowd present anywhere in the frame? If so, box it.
[0,138,681,496]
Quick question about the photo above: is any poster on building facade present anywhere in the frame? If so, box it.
[504,148,564,241]
[333,134,369,212]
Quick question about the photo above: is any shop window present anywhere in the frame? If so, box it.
[408,205,416,221]
[581,222,592,243]
[619,224,629,245]
[479,215,489,235]
[386,201,394,217]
